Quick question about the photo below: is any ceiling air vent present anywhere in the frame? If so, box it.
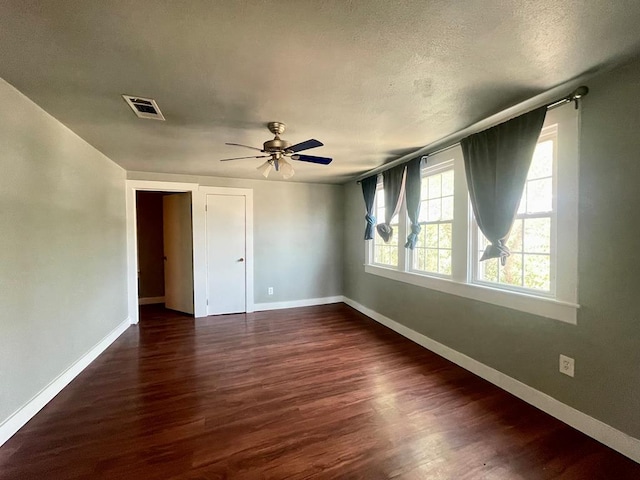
[122,95,165,121]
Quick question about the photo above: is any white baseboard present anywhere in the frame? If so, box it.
[0,317,131,447]
[138,296,165,305]
[342,297,640,464]
[254,295,344,312]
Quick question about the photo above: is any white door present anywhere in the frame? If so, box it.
[163,193,194,314]
[206,194,246,314]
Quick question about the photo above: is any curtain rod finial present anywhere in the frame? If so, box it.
[572,86,589,99]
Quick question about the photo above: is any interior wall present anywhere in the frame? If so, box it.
[0,78,128,425]
[342,55,640,441]
[136,191,165,299]
[127,171,344,304]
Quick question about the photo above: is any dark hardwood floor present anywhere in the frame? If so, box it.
[1,304,638,479]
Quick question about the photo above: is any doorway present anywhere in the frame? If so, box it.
[136,191,194,315]
[126,181,254,323]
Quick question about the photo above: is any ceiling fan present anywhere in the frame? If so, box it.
[219,122,332,179]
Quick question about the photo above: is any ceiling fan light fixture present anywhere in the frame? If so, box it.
[257,161,273,178]
[279,158,295,179]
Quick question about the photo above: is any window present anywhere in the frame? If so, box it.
[372,184,399,267]
[411,163,454,276]
[365,104,579,324]
[474,128,556,294]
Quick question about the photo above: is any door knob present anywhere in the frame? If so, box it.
[238,258,244,262]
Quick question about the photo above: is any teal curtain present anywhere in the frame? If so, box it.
[361,175,378,240]
[461,106,547,265]
[404,157,422,249]
[376,164,406,243]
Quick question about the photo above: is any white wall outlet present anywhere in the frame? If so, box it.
[559,354,575,377]
[268,287,274,295]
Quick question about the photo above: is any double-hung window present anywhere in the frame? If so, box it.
[372,183,400,267]
[411,163,454,277]
[473,127,556,294]
[365,103,579,324]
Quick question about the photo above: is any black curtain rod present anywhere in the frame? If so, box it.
[356,85,589,183]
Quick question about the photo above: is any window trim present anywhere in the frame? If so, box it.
[364,104,579,325]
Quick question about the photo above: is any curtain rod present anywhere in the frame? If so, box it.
[355,85,589,183]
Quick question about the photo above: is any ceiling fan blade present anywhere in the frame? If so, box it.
[291,154,333,165]
[286,139,323,153]
[220,155,270,162]
[225,142,264,152]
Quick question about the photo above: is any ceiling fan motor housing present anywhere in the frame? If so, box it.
[263,137,290,152]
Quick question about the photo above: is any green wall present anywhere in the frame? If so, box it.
[342,56,640,439]
[0,78,128,424]
[128,171,344,304]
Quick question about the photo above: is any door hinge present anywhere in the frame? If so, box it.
[206,299,209,305]
[205,204,208,212]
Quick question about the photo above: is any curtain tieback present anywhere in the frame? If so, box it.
[376,223,393,243]
[480,240,510,265]
[404,223,421,249]
[365,214,376,226]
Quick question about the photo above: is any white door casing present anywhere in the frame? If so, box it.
[206,194,246,314]
[163,193,194,314]
[126,181,253,323]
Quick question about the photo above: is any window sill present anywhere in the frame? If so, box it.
[364,264,578,325]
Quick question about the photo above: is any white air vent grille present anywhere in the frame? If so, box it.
[122,95,165,121]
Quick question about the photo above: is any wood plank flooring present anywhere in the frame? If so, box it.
[1,304,639,479]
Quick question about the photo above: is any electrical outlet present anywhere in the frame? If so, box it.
[559,354,575,377]
[268,287,274,295]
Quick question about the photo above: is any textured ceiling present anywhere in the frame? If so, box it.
[1,1,640,183]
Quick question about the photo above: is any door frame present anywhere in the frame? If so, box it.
[198,186,254,316]
[126,181,255,323]
[125,181,201,324]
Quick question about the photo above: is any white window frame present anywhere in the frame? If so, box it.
[364,104,579,325]
[471,125,558,297]
[370,178,405,269]
[407,156,460,279]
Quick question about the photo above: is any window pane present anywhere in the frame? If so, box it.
[414,248,425,270]
[428,199,441,221]
[421,178,429,200]
[507,219,523,252]
[524,254,550,290]
[428,175,441,199]
[425,224,438,248]
[523,218,550,253]
[441,170,454,196]
[526,178,552,213]
[418,200,428,222]
[481,258,499,282]
[389,246,398,266]
[529,140,553,180]
[416,226,426,248]
[441,196,454,220]
[439,223,452,249]
[425,249,438,272]
[439,249,452,275]
[500,253,523,286]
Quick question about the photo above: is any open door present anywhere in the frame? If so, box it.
[163,193,194,314]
